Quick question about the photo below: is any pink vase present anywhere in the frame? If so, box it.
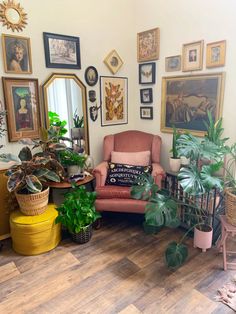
[193,226,213,252]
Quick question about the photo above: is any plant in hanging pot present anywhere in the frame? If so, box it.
[58,149,87,178]
[71,109,84,140]
[55,185,100,243]
[169,126,181,172]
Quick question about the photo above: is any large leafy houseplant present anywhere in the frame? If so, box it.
[169,126,181,172]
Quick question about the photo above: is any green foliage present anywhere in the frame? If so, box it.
[55,185,100,233]
[170,126,180,159]
[73,109,84,128]
[165,242,188,269]
[58,149,87,167]
[48,111,68,137]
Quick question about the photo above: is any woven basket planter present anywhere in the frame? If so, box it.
[225,188,236,226]
[15,187,49,216]
[70,224,92,244]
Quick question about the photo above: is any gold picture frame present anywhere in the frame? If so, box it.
[182,40,204,72]
[137,27,160,62]
[2,34,32,74]
[104,50,123,74]
[161,73,225,137]
[165,55,181,72]
[0,0,27,32]
[206,40,226,68]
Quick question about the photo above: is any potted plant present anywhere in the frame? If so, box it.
[58,149,87,177]
[55,185,100,243]
[48,111,68,137]
[169,126,181,172]
[71,109,84,139]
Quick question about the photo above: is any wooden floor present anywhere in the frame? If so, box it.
[0,212,235,314]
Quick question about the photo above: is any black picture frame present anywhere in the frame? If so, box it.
[140,88,153,104]
[43,32,81,69]
[139,62,156,84]
[84,66,98,86]
[140,106,153,120]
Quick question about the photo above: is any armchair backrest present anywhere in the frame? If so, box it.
[103,130,162,163]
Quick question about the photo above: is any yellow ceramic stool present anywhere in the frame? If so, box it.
[10,204,61,255]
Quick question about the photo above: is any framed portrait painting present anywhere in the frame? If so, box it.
[104,50,123,74]
[206,40,226,68]
[139,62,156,84]
[100,76,128,126]
[2,77,41,141]
[140,107,153,120]
[140,88,153,104]
[43,32,81,69]
[161,73,225,136]
[182,40,203,71]
[165,55,181,72]
[84,66,98,86]
[137,27,160,62]
[2,34,32,74]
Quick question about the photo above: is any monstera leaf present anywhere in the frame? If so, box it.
[177,134,202,160]
[165,242,188,269]
[178,165,205,195]
[131,173,158,201]
[200,162,223,191]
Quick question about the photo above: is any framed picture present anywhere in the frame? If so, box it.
[2,34,32,74]
[84,66,98,86]
[140,88,153,104]
[43,32,81,69]
[100,76,128,126]
[2,77,41,141]
[104,50,123,74]
[140,106,153,120]
[165,55,181,72]
[206,40,226,68]
[139,62,156,84]
[161,73,225,136]
[182,40,204,71]
[137,27,160,62]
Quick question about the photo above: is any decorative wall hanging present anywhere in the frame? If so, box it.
[137,27,160,62]
[2,34,32,74]
[0,0,27,32]
[43,32,81,69]
[165,55,181,72]
[89,103,100,122]
[182,40,203,71]
[104,50,123,74]
[140,106,153,120]
[100,76,128,126]
[84,66,98,86]
[88,90,96,102]
[206,40,226,68]
[2,77,41,141]
[139,62,156,84]
[161,73,225,136]
[140,88,153,104]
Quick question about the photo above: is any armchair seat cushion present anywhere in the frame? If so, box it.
[96,185,131,199]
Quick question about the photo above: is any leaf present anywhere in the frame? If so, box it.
[7,170,24,192]
[18,146,32,161]
[145,203,165,227]
[43,170,60,182]
[178,165,205,195]
[200,162,223,191]
[177,134,202,159]
[25,175,42,193]
[143,221,162,234]
[165,242,188,269]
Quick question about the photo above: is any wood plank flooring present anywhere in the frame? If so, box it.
[0,212,235,314]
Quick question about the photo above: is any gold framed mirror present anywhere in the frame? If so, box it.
[0,0,27,32]
[42,73,89,154]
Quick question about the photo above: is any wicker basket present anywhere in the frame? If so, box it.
[225,188,236,226]
[15,187,49,216]
[70,224,92,244]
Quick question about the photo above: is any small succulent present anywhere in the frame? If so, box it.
[73,109,84,128]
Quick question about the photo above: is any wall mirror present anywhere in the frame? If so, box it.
[0,0,28,32]
[42,73,89,154]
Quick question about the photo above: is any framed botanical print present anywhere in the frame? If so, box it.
[84,66,98,86]
[182,40,204,71]
[104,50,123,74]
[161,73,225,137]
[2,34,32,74]
[137,27,160,62]
[206,40,226,68]
[165,55,181,72]
[43,32,81,69]
[140,107,153,120]
[100,76,128,126]
[2,77,41,141]
[139,62,156,84]
[140,88,153,104]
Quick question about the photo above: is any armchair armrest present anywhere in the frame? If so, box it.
[92,161,108,187]
[152,163,165,188]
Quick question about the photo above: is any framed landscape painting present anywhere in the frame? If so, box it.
[161,73,225,136]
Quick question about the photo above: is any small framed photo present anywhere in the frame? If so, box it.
[206,40,226,68]
[43,32,81,69]
[140,106,153,120]
[140,88,153,104]
[137,27,160,62]
[104,50,123,74]
[2,77,41,141]
[182,40,203,71]
[84,66,98,86]
[165,55,181,72]
[2,34,32,74]
[139,62,156,84]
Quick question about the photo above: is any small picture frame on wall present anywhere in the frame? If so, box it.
[140,106,153,120]
[137,27,160,62]
[84,66,98,86]
[2,34,32,74]
[182,40,203,71]
[140,88,153,104]
[206,40,226,68]
[165,55,181,72]
[139,62,156,84]
[104,50,123,74]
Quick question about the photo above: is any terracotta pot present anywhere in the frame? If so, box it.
[193,225,213,252]
[169,157,181,172]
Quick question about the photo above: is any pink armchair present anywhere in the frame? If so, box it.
[93,130,165,214]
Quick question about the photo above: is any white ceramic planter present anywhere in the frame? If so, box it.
[169,158,181,172]
[193,226,213,252]
[180,156,190,166]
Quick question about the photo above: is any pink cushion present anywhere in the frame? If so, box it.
[111,150,150,166]
[96,186,131,199]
